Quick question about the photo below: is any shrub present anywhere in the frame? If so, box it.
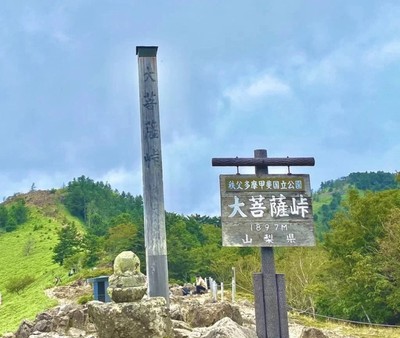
[78,294,93,304]
[5,275,36,294]
[80,267,113,279]
[33,224,43,231]
[23,238,35,256]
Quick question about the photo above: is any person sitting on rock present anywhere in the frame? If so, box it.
[195,275,207,294]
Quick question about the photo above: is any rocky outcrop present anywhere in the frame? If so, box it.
[45,280,92,305]
[7,282,252,338]
[6,299,254,338]
[15,320,34,338]
[88,298,173,338]
[9,304,96,338]
[2,251,351,338]
[85,251,173,338]
[4,294,358,338]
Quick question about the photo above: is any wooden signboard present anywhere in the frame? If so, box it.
[220,174,315,247]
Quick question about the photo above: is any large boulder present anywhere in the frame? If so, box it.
[171,320,193,337]
[88,298,173,338]
[184,301,243,328]
[192,317,257,338]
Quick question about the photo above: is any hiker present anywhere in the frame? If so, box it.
[195,275,207,294]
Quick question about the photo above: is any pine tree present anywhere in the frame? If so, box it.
[52,223,82,265]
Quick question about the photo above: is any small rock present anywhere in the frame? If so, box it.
[300,327,328,338]
[15,320,34,338]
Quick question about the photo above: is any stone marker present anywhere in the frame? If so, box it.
[88,251,173,338]
[107,251,147,303]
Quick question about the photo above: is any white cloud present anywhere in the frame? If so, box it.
[98,167,142,195]
[298,19,400,87]
[224,73,291,110]
[364,40,400,68]
[0,171,69,201]
[21,5,75,48]
[162,133,212,213]
[302,54,345,86]
[52,30,72,45]
[246,74,290,97]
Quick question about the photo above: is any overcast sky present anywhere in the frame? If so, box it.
[0,1,398,215]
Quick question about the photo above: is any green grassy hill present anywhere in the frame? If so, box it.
[0,191,80,334]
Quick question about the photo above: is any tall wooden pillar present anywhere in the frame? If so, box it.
[136,46,169,304]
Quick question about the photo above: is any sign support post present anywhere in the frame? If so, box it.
[254,149,286,338]
[137,46,169,305]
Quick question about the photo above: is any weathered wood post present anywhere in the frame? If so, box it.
[136,46,169,304]
[254,149,281,338]
[212,150,315,337]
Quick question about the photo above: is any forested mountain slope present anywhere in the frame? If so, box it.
[313,171,398,239]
